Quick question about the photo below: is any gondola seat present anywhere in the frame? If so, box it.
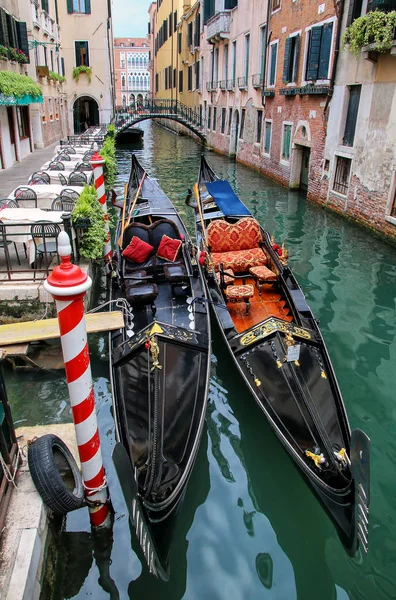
[125,282,158,309]
[207,217,267,273]
[225,284,254,315]
[163,263,188,283]
[249,265,277,294]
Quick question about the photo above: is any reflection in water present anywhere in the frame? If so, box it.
[5,121,396,599]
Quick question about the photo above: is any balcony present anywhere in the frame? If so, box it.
[238,76,248,90]
[219,80,226,90]
[252,73,263,89]
[206,11,231,44]
[206,81,218,91]
[226,78,235,91]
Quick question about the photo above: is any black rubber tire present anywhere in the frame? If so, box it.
[28,434,85,514]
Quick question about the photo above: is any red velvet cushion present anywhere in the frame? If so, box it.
[122,236,153,263]
[157,235,182,262]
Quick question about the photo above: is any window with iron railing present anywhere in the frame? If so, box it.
[333,156,352,195]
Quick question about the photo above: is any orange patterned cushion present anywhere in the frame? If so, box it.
[212,248,267,273]
[225,284,254,300]
[207,218,262,253]
[216,269,234,285]
[249,266,277,281]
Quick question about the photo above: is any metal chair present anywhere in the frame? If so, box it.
[0,198,18,208]
[30,221,61,270]
[13,187,38,208]
[57,153,71,161]
[68,172,87,186]
[60,188,80,202]
[75,162,93,172]
[51,197,75,212]
[28,171,50,184]
[58,172,67,185]
[48,161,64,171]
[65,146,76,154]
[0,220,20,265]
[83,151,94,161]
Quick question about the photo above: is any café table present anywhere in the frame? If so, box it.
[8,185,82,210]
[41,158,83,171]
[38,170,94,185]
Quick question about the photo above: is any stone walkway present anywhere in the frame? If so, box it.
[0,142,59,196]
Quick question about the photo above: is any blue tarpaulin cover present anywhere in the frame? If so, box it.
[205,180,251,216]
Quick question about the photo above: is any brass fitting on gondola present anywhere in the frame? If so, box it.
[145,334,162,371]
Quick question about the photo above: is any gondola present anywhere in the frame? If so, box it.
[186,155,370,556]
[109,154,211,578]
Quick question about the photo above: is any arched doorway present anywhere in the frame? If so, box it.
[73,96,99,133]
[230,109,240,157]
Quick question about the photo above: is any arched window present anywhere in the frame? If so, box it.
[121,75,125,89]
[128,75,132,88]
[132,75,136,89]
[122,95,126,108]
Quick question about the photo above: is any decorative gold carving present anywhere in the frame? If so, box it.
[240,318,311,346]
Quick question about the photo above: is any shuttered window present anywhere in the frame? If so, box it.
[194,13,201,47]
[188,22,193,47]
[306,22,333,81]
[244,34,250,80]
[70,0,91,14]
[256,110,263,143]
[346,0,363,26]
[174,11,177,32]
[75,41,89,66]
[225,0,238,7]
[16,22,29,63]
[42,0,49,13]
[61,57,65,75]
[173,68,176,88]
[0,9,9,48]
[390,189,396,218]
[6,13,17,49]
[212,107,217,131]
[188,65,192,91]
[207,106,211,130]
[195,61,200,89]
[264,121,272,153]
[240,109,246,139]
[343,85,361,147]
[178,32,182,53]
[282,124,292,160]
[179,70,183,92]
[268,42,278,86]
[221,108,226,133]
[204,0,215,23]
[283,34,300,83]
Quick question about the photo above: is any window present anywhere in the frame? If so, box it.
[221,108,226,133]
[179,70,183,92]
[282,124,292,160]
[272,0,281,10]
[174,10,178,32]
[333,156,351,195]
[42,0,49,12]
[268,41,278,87]
[169,13,172,37]
[178,32,182,53]
[256,110,263,143]
[155,73,158,92]
[232,41,236,85]
[244,34,250,81]
[207,106,211,130]
[225,0,238,7]
[343,85,361,147]
[67,0,91,14]
[50,50,54,72]
[204,0,215,23]
[212,107,217,131]
[188,22,193,47]
[43,46,47,66]
[120,53,125,68]
[346,0,363,27]
[224,45,229,82]
[259,26,266,76]
[188,65,192,91]
[174,68,177,88]
[240,109,245,139]
[194,12,201,47]
[48,98,53,121]
[195,61,200,89]
[305,22,333,81]
[75,41,89,66]
[283,34,300,83]
[214,48,219,84]
[16,106,29,139]
[390,188,396,218]
[264,120,272,153]
[228,107,232,134]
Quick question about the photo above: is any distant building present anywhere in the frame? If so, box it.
[56,0,115,134]
[114,37,150,110]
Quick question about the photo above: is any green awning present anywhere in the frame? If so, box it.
[0,93,43,106]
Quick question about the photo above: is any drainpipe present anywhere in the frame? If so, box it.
[171,0,174,104]
[261,0,272,107]
[324,0,345,113]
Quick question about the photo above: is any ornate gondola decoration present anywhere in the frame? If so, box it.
[186,155,370,557]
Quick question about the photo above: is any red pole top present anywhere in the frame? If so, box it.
[44,232,92,297]
[90,152,105,167]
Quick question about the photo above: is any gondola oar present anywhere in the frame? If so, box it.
[117,171,146,248]
[112,442,168,580]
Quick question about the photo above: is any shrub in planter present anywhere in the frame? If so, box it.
[72,66,92,83]
[343,10,396,56]
[72,185,106,260]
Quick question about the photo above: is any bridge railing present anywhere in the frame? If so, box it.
[115,99,203,130]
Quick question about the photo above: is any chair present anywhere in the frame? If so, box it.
[51,197,75,212]
[68,172,87,186]
[0,198,18,208]
[0,220,20,266]
[60,188,80,202]
[48,161,64,171]
[30,221,61,269]
[83,151,94,161]
[13,187,38,208]
[65,146,76,154]
[58,172,67,185]
[28,171,50,184]
[75,162,93,172]
[57,153,71,161]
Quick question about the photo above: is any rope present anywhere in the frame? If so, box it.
[83,473,109,494]
[0,451,18,488]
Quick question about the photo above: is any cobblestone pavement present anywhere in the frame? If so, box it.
[0,142,59,196]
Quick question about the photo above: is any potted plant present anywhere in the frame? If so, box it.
[72,66,92,83]
[343,10,396,56]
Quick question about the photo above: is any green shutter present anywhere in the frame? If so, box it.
[318,22,333,79]
[0,9,9,48]
[282,37,292,83]
[84,41,89,66]
[85,0,91,14]
[346,0,363,26]
[269,44,277,86]
[67,0,73,14]
[306,26,322,80]
[293,34,300,82]
[16,22,30,63]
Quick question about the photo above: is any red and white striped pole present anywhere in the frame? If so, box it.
[44,232,112,529]
[90,152,112,270]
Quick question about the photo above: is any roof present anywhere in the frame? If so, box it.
[114,37,149,48]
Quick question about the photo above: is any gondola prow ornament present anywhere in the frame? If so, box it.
[44,232,112,529]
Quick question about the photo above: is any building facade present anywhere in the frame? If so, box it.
[114,37,150,110]
[322,0,396,241]
[56,0,114,134]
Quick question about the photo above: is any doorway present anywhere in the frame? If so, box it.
[230,109,239,157]
[73,96,99,133]
[300,147,310,191]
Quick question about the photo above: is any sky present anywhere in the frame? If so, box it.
[112,0,149,38]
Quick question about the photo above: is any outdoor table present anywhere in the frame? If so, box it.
[41,158,83,171]
[8,185,82,210]
[0,208,69,264]
[40,170,94,185]
[54,145,92,154]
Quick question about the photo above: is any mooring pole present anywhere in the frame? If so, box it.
[44,232,112,529]
[90,152,112,271]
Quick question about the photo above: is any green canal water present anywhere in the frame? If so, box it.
[4,121,396,599]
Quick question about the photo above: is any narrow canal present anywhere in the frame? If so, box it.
[4,120,396,599]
